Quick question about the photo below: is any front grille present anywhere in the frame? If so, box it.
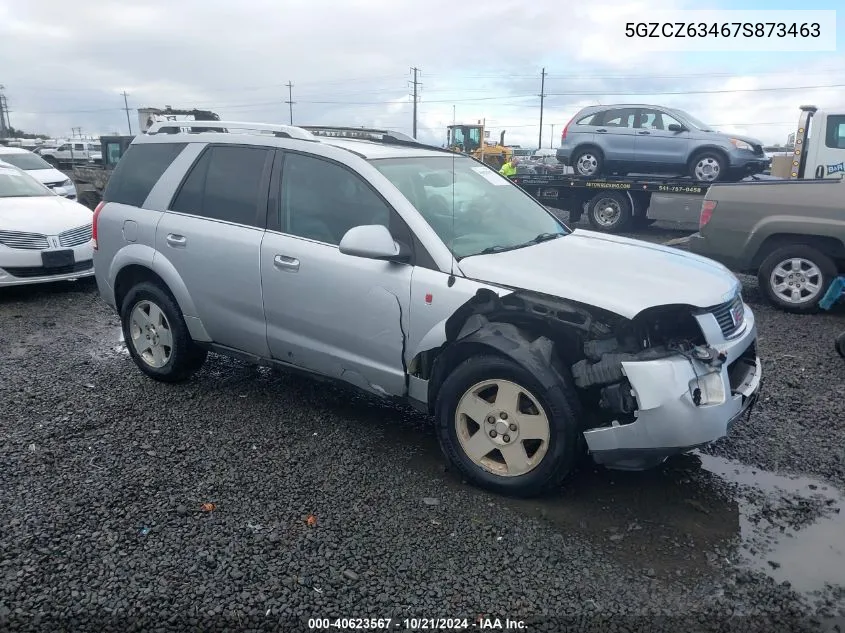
[0,230,49,250]
[4,260,93,278]
[710,293,745,338]
[59,224,92,247]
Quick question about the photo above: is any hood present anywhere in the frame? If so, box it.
[727,132,764,147]
[25,168,69,186]
[0,195,93,235]
[456,229,739,319]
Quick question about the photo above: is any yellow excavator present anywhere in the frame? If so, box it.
[446,120,512,169]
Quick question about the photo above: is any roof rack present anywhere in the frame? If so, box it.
[301,125,454,155]
[301,125,418,143]
[145,120,317,141]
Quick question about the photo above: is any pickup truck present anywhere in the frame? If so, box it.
[689,177,845,313]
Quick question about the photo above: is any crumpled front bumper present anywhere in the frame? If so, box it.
[583,304,761,470]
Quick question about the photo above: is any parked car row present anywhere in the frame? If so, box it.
[0,147,78,199]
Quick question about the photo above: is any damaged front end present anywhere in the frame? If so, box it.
[412,287,761,471]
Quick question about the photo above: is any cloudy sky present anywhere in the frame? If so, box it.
[1,0,843,148]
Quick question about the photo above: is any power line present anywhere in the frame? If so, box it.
[285,81,295,125]
[121,91,132,135]
[10,81,845,116]
[538,68,546,150]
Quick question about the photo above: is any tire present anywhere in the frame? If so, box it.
[120,281,207,382]
[571,147,604,177]
[434,354,581,498]
[835,331,845,359]
[688,151,727,183]
[757,244,837,314]
[586,191,632,233]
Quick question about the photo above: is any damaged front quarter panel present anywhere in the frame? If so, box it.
[408,287,631,415]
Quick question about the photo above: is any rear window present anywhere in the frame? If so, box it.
[170,144,272,227]
[103,142,187,208]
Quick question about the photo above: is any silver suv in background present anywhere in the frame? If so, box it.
[556,104,768,182]
[92,121,761,497]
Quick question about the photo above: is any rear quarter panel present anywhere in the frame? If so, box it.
[702,179,845,271]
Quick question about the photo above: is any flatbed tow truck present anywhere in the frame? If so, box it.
[509,172,710,233]
[511,104,845,234]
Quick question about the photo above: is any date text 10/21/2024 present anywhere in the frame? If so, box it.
[307,617,527,630]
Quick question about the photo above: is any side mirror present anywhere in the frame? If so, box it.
[338,224,410,263]
[667,123,686,133]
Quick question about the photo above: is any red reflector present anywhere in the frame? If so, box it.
[700,200,716,230]
[425,293,432,304]
[92,200,105,250]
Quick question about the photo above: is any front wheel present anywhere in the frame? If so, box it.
[120,281,207,382]
[757,244,837,314]
[434,354,581,497]
[689,151,727,182]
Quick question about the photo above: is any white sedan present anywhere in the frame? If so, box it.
[0,147,78,199]
[0,163,94,287]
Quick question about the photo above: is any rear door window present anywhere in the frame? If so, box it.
[103,142,188,208]
[170,144,273,227]
[600,108,637,128]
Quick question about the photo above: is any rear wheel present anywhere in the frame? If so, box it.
[572,147,603,177]
[836,331,845,359]
[586,192,632,233]
[120,281,207,382]
[757,245,837,314]
[435,354,581,497]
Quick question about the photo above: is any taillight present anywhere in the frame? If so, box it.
[561,115,576,143]
[700,200,716,230]
[92,200,105,250]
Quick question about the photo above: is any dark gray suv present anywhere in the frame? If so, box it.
[556,104,768,183]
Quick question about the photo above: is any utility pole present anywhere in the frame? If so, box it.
[72,127,82,138]
[0,86,9,138]
[410,67,421,139]
[121,91,133,134]
[538,67,547,149]
[285,81,295,125]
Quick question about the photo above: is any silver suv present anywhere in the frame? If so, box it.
[92,121,762,497]
[556,104,769,182]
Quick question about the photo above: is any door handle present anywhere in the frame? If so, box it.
[596,128,607,133]
[274,254,300,272]
[638,130,651,135]
[166,233,187,247]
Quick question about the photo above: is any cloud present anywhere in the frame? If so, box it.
[0,0,843,148]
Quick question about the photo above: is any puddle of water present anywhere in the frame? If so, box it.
[699,453,845,596]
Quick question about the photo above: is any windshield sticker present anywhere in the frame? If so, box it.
[471,165,509,186]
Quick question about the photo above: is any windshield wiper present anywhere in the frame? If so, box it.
[524,232,564,245]
[477,244,512,255]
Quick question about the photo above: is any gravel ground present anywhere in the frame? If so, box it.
[1,223,844,632]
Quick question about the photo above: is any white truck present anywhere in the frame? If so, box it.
[40,140,102,166]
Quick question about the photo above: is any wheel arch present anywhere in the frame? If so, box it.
[410,288,613,415]
[687,145,730,168]
[750,233,845,270]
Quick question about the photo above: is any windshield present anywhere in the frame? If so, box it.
[0,168,54,198]
[671,109,713,131]
[0,152,54,170]
[372,155,568,259]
